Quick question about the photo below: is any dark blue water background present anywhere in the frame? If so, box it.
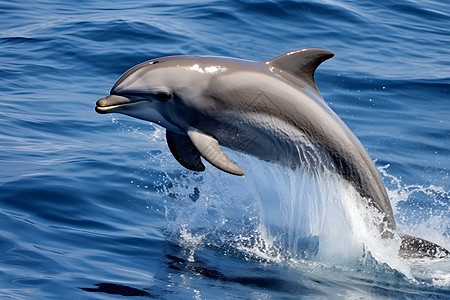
[1,0,449,298]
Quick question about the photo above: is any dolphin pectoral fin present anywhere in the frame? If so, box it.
[166,130,206,172]
[265,48,334,94]
[399,233,449,259]
[187,130,244,176]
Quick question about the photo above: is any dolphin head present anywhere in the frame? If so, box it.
[96,56,217,133]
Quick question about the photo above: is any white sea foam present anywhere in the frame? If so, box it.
[115,119,449,285]
[159,152,448,283]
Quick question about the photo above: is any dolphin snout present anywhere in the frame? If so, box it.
[96,97,108,107]
[95,94,131,114]
[96,95,130,107]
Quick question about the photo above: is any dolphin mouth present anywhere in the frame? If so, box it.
[95,94,146,114]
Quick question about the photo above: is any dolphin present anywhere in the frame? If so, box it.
[96,48,448,258]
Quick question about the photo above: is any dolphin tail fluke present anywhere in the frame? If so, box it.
[398,233,449,259]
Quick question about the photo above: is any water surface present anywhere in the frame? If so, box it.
[1,0,449,298]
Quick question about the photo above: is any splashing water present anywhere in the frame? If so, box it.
[117,119,449,285]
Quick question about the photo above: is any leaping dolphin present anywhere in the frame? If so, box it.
[96,48,448,258]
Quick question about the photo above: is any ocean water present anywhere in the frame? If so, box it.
[1,0,449,298]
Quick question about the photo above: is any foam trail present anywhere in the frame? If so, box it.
[154,144,385,264]
[378,165,450,283]
[249,160,378,264]
[114,118,448,282]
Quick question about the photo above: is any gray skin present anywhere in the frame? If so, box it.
[96,49,448,258]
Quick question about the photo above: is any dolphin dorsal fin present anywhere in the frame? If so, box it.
[265,48,334,93]
[187,130,244,176]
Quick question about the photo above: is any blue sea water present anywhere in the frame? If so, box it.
[1,0,449,298]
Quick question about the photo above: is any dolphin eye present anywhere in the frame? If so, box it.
[156,91,172,101]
